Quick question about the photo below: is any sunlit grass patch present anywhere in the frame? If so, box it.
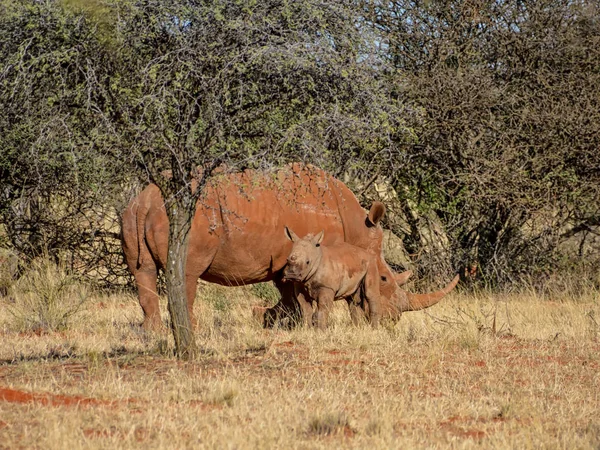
[4,257,89,333]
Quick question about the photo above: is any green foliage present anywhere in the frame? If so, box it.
[0,0,128,284]
[100,0,404,194]
[0,247,19,296]
[207,289,232,313]
[1,0,598,294]
[250,282,280,306]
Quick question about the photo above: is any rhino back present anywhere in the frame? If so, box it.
[129,164,370,287]
[201,166,346,285]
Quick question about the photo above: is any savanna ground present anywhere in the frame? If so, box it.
[1,270,600,449]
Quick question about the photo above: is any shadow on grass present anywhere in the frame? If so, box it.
[0,345,150,365]
[0,340,248,366]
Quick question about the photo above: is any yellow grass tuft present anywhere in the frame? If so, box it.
[5,257,89,333]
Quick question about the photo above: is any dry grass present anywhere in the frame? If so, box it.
[5,258,89,333]
[1,278,599,449]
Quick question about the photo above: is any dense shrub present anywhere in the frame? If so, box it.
[368,0,600,288]
[5,257,89,332]
[0,0,598,297]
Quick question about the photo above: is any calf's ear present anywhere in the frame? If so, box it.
[366,202,386,227]
[285,226,299,243]
[312,230,324,247]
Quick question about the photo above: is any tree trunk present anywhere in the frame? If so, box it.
[165,197,197,360]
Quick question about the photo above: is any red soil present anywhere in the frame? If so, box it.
[0,385,219,413]
[439,416,489,440]
[0,386,116,408]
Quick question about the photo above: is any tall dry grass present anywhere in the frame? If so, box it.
[4,257,89,333]
[0,267,599,449]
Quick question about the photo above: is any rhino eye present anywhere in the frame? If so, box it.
[315,243,320,247]
[306,260,310,265]
[381,276,387,282]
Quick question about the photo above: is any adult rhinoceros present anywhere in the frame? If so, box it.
[121,164,458,330]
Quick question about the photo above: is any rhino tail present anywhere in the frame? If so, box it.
[404,274,459,312]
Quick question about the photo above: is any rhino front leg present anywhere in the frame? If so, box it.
[314,289,335,330]
[347,291,367,326]
[294,283,314,327]
[364,268,382,328]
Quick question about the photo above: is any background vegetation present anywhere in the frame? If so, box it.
[369,0,600,292]
[1,0,598,440]
[1,0,599,295]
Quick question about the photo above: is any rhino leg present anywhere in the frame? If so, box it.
[264,278,312,329]
[185,274,199,328]
[135,267,162,331]
[364,267,382,328]
[184,246,220,329]
[294,283,314,327]
[347,291,367,326]
[122,198,162,330]
[313,289,334,330]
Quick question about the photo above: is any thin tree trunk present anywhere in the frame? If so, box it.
[165,198,197,360]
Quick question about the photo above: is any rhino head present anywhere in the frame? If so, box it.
[282,227,324,283]
[355,202,459,322]
[375,263,459,321]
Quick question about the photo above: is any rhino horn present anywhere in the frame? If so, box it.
[402,274,459,312]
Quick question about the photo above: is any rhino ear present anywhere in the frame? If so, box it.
[394,270,413,286]
[285,226,299,243]
[312,230,324,247]
[366,202,386,227]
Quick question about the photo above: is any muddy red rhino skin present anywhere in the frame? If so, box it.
[121,164,457,329]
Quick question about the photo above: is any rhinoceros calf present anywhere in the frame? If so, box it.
[283,227,384,329]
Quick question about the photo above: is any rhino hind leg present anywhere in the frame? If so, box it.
[122,199,161,330]
[135,267,162,331]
